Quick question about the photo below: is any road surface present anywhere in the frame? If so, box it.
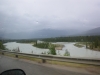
[0,55,91,75]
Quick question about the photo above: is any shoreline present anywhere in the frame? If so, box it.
[74,42,100,51]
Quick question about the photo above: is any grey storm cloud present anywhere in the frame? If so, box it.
[0,0,100,38]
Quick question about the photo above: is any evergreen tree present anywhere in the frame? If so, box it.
[0,41,5,50]
[49,45,56,55]
[86,42,88,48]
[94,39,98,48]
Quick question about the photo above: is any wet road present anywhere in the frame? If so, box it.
[0,55,90,75]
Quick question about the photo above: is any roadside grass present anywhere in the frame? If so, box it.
[5,53,15,57]
[46,60,100,68]
[0,52,41,63]
[18,55,41,63]
[0,52,100,69]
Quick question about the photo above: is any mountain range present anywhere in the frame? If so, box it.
[81,27,100,36]
[0,27,100,39]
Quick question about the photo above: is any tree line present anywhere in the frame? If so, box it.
[2,36,100,43]
[1,35,100,51]
[0,40,5,50]
[42,36,100,42]
[41,36,100,51]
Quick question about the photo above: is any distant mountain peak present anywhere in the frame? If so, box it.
[82,27,100,36]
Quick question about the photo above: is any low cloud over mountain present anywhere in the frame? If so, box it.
[82,27,100,36]
[0,0,100,39]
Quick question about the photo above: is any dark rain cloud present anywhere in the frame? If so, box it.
[0,0,100,38]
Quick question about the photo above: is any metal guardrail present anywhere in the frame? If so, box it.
[0,50,100,66]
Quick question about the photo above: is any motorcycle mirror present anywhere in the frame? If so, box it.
[0,69,26,75]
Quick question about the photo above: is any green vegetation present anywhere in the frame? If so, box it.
[34,41,64,49]
[34,42,56,55]
[1,52,100,69]
[49,45,56,55]
[1,36,100,51]
[64,50,70,56]
[42,36,100,42]
[54,44,64,50]
[41,51,47,54]
[0,41,5,50]
[17,40,36,43]
[86,41,100,51]
[76,42,86,45]
[34,42,49,49]
[41,36,100,51]
[2,36,100,43]
[12,48,20,52]
[74,41,100,51]
[74,43,84,48]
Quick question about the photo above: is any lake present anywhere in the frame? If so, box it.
[4,42,100,58]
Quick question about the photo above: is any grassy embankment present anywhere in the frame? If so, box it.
[0,52,100,69]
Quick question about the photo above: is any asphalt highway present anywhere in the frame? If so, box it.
[0,55,91,75]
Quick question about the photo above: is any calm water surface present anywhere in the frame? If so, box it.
[4,42,100,58]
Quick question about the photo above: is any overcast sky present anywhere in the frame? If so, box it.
[0,0,100,38]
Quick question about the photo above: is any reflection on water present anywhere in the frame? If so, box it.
[4,42,100,58]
